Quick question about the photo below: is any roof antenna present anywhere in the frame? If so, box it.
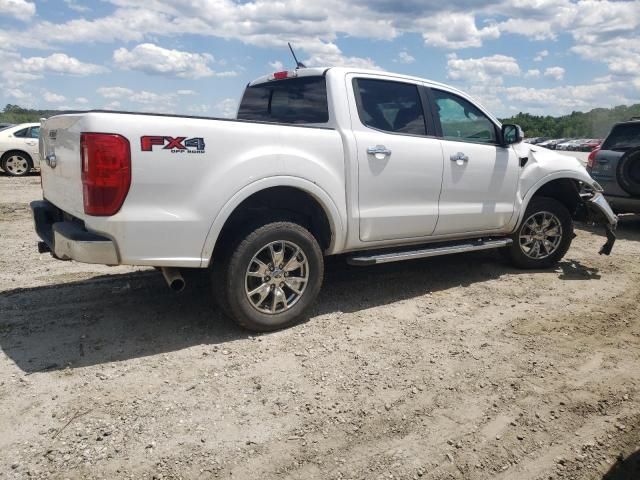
[288,42,306,69]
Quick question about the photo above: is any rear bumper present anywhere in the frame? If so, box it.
[605,195,640,214]
[30,200,119,265]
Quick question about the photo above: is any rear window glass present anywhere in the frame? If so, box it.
[602,123,640,150]
[237,76,329,124]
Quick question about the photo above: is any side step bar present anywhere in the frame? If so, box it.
[347,238,513,266]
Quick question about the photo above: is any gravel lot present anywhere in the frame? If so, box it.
[1,173,639,480]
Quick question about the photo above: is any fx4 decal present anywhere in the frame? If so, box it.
[140,136,206,153]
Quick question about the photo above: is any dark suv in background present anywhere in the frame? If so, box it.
[587,119,640,213]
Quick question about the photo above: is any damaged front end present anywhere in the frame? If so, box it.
[577,183,618,255]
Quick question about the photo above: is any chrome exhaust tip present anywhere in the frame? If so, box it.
[160,267,186,292]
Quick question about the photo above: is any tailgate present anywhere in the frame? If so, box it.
[39,114,86,218]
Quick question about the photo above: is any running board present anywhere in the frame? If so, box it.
[347,238,513,266]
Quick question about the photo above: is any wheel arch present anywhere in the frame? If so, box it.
[200,177,345,267]
[514,172,588,230]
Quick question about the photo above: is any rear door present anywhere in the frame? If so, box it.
[428,88,520,235]
[348,75,444,242]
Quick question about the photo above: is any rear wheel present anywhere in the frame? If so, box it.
[1,151,32,177]
[213,221,324,331]
[506,197,573,269]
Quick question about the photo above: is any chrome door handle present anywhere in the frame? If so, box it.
[367,145,392,157]
[450,152,469,162]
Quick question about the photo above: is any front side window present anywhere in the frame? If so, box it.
[432,89,497,144]
[354,78,427,136]
[237,76,329,124]
[29,126,40,138]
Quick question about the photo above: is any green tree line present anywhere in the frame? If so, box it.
[500,104,640,138]
[0,104,72,124]
[3,102,640,138]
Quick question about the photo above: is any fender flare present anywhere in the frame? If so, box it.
[199,176,346,267]
[511,170,590,231]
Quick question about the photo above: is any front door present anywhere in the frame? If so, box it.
[429,88,520,235]
[349,76,444,242]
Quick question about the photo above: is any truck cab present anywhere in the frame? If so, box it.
[32,67,617,331]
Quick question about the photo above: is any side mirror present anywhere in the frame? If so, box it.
[502,124,523,146]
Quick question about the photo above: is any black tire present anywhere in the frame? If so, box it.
[505,197,573,269]
[616,147,640,197]
[1,151,33,177]
[212,221,324,332]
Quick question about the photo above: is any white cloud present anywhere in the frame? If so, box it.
[7,88,29,100]
[97,86,134,99]
[396,51,415,64]
[214,98,237,118]
[303,41,379,69]
[97,85,179,111]
[187,104,210,114]
[0,0,35,21]
[177,89,196,96]
[544,66,565,80]
[525,69,541,78]
[447,53,520,84]
[420,13,500,49]
[269,60,285,71]
[18,53,107,76]
[533,49,549,62]
[75,97,89,104]
[43,91,66,103]
[63,0,89,12]
[113,43,225,79]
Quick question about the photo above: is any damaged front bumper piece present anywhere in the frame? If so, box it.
[582,192,618,255]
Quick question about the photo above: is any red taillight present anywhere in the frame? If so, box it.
[273,71,288,80]
[80,133,131,216]
[587,146,600,169]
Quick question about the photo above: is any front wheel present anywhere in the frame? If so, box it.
[213,221,324,331]
[505,197,573,269]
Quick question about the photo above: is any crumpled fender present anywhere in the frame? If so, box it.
[512,144,618,255]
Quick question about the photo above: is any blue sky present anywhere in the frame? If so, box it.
[0,0,638,118]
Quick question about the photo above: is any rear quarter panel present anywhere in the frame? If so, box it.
[78,113,346,267]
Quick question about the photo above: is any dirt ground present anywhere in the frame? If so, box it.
[1,173,639,480]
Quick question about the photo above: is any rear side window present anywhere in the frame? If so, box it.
[237,76,329,124]
[354,78,427,135]
[602,123,640,150]
[13,128,28,138]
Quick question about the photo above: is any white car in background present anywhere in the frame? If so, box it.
[0,122,41,177]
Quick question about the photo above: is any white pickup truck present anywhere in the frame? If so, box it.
[32,67,617,331]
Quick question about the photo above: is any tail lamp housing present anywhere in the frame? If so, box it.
[587,146,600,169]
[81,133,131,216]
